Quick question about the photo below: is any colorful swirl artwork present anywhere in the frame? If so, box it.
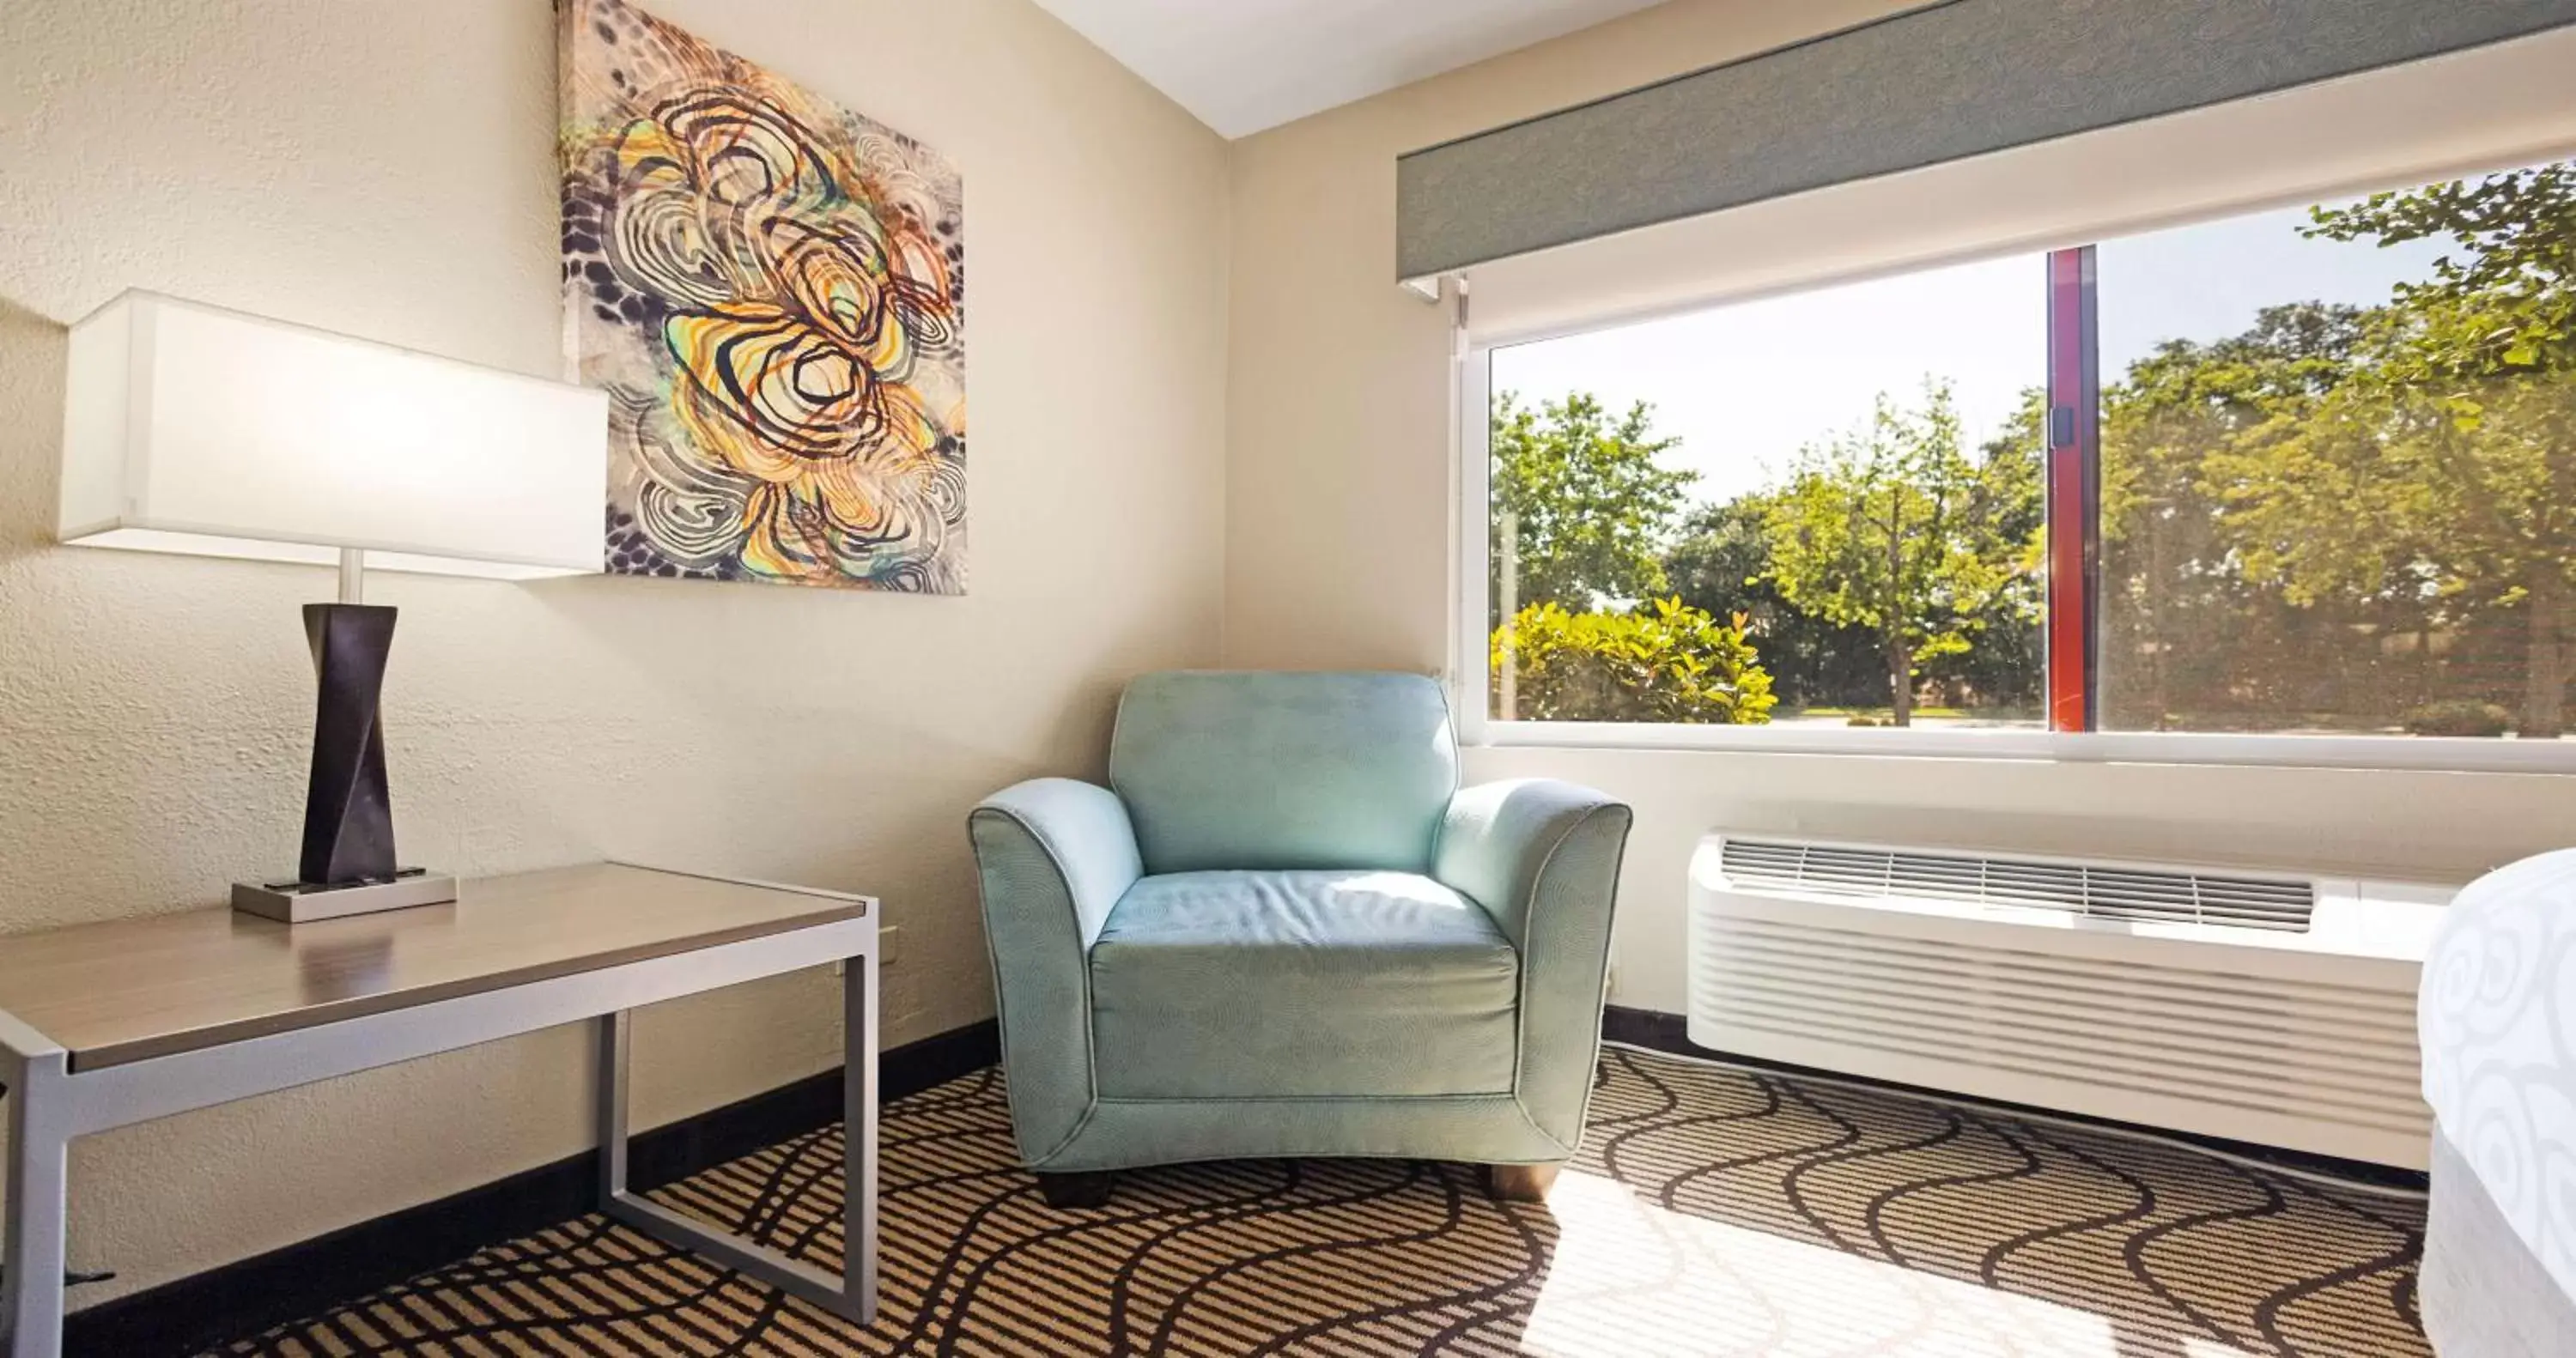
[559,0,966,591]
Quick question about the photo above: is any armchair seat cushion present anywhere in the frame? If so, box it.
[1088,870,1520,1100]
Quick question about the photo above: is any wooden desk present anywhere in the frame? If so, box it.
[0,863,878,1356]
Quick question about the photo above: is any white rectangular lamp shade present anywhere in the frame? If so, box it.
[58,291,606,579]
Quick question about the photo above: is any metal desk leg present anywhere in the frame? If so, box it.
[844,949,878,1313]
[594,953,877,1325]
[4,1052,69,1358]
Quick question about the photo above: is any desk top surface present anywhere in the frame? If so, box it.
[0,864,867,1070]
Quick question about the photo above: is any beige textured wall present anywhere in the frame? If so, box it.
[0,0,1227,1302]
[1222,0,2576,1012]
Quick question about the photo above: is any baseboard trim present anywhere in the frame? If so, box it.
[66,1017,999,1358]
[1600,1004,2425,1191]
[1599,1003,1691,1054]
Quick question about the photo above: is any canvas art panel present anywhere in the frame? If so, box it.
[559,0,966,591]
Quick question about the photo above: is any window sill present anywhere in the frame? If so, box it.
[1468,719,2576,775]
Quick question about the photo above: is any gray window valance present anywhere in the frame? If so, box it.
[1396,0,2576,282]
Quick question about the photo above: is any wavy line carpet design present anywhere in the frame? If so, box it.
[216,1049,2428,1356]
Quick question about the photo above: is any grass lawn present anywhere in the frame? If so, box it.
[1778,705,2042,727]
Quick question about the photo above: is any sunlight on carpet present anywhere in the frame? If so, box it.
[1524,1168,2267,1357]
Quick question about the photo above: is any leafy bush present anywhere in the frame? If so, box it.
[2402,700,2512,737]
[1492,598,1777,724]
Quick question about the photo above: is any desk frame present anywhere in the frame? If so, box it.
[0,873,876,1355]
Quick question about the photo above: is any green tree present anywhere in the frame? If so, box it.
[2216,166,2576,735]
[1489,392,1696,625]
[2099,304,2377,730]
[1930,392,2047,712]
[2309,161,2576,373]
[1661,496,1886,708]
[1758,382,2021,724]
[1492,597,1776,724]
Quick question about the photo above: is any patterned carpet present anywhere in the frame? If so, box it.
[216,1048,2428,1356]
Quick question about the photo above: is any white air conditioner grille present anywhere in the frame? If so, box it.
[1690,915,2426,1139]
[1719,837,2316,931]
[1691,834,2445,1168]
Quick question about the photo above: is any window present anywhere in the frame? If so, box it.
[1476,155,2576,749]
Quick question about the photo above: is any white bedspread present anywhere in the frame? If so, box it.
[2420,847,2576,1306]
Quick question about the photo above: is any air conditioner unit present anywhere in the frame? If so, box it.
[1688,834,2451,1169]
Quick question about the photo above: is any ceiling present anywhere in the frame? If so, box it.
[1029,0,1669,138]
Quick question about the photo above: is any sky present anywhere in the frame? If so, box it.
[1488,193,2459,506]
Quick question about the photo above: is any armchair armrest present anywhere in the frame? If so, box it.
[967,778,1142,1164]
[1435,779,1629,951]
[970,778,1141,950]
[1434,779,1633,1154]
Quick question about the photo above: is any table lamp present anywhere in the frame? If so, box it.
[56,291,607,922]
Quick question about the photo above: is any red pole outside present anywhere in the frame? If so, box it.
[2044,247,2100,732]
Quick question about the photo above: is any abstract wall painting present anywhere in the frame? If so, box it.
[559,0,966,591]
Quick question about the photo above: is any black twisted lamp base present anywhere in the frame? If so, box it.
[298,602,399,885]
[231,601,454,922]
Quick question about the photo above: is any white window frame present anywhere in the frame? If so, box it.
[1449,260,2576,778]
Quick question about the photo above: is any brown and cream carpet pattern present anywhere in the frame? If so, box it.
[216,1048,2428,1356]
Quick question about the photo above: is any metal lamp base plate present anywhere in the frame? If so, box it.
[232,869,459,924]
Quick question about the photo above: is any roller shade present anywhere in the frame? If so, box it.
[1397,0,2576,282]
[1455,26,2576,345]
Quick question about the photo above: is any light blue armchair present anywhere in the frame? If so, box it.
[967,670,1631,1207]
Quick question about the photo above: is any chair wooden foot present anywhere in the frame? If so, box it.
[1485,1162,1562,1203]
[1036,1171,1118,1209]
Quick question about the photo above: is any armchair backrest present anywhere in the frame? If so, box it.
[1109,671,1459,875]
